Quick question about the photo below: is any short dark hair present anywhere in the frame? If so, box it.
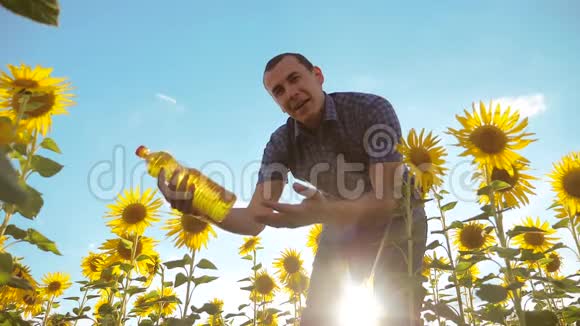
[264,53,314,73]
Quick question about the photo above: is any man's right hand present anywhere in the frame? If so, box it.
[157,167,199,215]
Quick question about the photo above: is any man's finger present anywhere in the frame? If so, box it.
[293,182,321,200]
[261,200,301,214]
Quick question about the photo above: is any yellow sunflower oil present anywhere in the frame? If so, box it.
[136,145,236,223]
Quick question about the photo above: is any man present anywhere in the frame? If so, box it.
[158,53,427,326]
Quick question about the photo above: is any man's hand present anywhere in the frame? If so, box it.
[255,182,328,228]
[157,167,201,215]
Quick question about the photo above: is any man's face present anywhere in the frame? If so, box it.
[263,56,325,127]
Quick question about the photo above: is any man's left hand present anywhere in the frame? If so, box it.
[255,182,328,228]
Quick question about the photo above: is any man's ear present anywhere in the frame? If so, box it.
[313,66,324,85]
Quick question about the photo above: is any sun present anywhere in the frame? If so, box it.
[396,128,447,196]
[478,160,536,209]
[453,222,495,252]
[512,217,558,253]
[306,224,323,255]
[549,151,580,216]
[239,236,261,256]
[273,248,304,283]
[105,186,163,236]
[41,272,72,298]
[0,63,74,136]
[447,101,535,174]
[162,209,217,251]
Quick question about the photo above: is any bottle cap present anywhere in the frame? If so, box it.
[135,145,150,158]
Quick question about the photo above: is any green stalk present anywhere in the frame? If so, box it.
[568,214,580,260]
[253,249,257,326]
[434,191,467,324]
[73,286,90,326]
[182,248,197,319]
[118,235,140,326]
[403,176,415,326]
[42,294,55,326]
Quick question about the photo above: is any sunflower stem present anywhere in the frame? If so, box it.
[430,271,443,326]
[42,294,55,326]
[403,176,416,326]
[434,190,467,324]
[118,235,139,326]
[0,208,14,240]
[252,249,257,326]
[567,213,580,260]
[73,286,89,326]
[182,248,196,319]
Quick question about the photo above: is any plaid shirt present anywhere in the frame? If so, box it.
[257,91,402,200]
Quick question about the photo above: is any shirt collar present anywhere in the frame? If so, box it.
[294,92,337,140]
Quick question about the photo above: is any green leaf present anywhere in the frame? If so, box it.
[63,297,80,301]
[0,150,27,205]
[193,275,218,286]
[125,286,147,296]
[520,249,545,262]
[39,137,62,154]
[476,284,508,304]
[440,201,457,211]
[0,253,13,285]
[489,246,520,259]
[14,184,43,219]
[523,310,559,326]
[237,277,251,283]
[506,225,546,238]
[425,240,441,251]
[162,281,173,288]
[562,305,580,323]
[4,224,27,240]
[174,273,188,288]
[31,155,63,177]
[24,228,61,255]
[163,258,186,270]
[455,261,473,273]
[241,254,253,261]
[7,275,34,290]
[224,312,246,319]
[489,180,512,192]
[544,242,566,254]
[552,218,569,229]
[476,304,511,324]
[238,303,250,311]
[119,263,133,273]
[0,0,59,26]
[196,259,217,270]
[136,254,152,262]
[252,263,262,271]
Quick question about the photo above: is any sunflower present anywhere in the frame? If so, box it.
[152,287,178,316]
[549,152,580,216]
[99,235,158,275]
[421,252,450,278]
[257,309,279,326]
[251,269,278,303]
[163,209,217,251]
[0,261,38,305]
[512,217,558,253]
[306,224,323,255]
[41,272,72,298]
[0,64,74,136]
[205,298,225,326]
[273,248,304,283]
[453,222,495,251]
[543,252,562,276]
[457,263,480,283]
[143,254,162,286]
[239,236,261,256]
[478,160,536,209]
[396,128,447,195]
[284,271,310,298]
[45,314,73,326]
[132,292,154,318]
[21,289,44,318]
[105,187,162,236]
[0,235,6,252]
[80,252,107,281]
[447,101,535,174]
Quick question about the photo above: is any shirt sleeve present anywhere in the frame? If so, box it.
[360,96,403,163]
[256,127,290,185]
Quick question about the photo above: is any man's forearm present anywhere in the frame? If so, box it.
[323,192,398,225]
[215,207,265,236]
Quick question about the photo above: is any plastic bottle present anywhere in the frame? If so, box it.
[136,145,236,223]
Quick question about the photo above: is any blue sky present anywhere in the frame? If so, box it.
[2,0,580,324]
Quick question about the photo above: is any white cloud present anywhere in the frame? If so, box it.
[493,93,546,118]
[155,93,177,105]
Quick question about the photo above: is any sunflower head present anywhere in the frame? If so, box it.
[479,160,536,209]
[285,271,310,297]
[543,252,562,276]
[251,269,278,303]
[105,187,162,236]
[239,236,261,256]
[447,101,535,174]
[512,217,558,253]
[41,272,72,298]
[549,152,580,216]
[397,128,447,195]
[132,292,155,317]
[81,252,107,281]
[152,287,178,316]
[273,249,304,283]
[21,289,45,318]
[0,64,74,136]
[421,252,450,278]
[100,235,158,276]
[453,222,495,252]
[162,210,217,251]
[306,224,323,255]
